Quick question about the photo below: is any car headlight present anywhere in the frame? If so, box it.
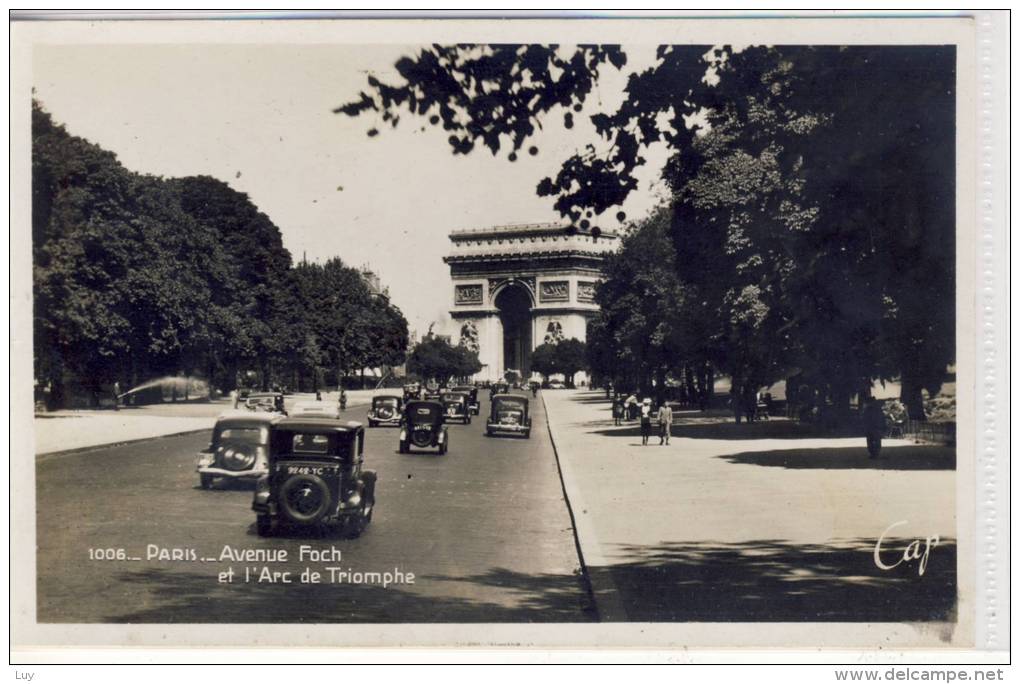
[220,446,256,471]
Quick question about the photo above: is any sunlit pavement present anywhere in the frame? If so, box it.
[35,392,591,624]
[34,391,380,454]
[542,389,957,623]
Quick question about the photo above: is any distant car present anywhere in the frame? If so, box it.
[547,380,567,390]
[403,383,421,401]
[486,394,532,438]
[242,392,286,414]
[252,416,376,537]
[290,400,341,419]
[423,381,443,401]
[399,400,449,454]
[451,385,480,415]
[197,411,278,489]
[441,392,471,424]
[367,395,403,427]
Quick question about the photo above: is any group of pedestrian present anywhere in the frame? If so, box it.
[612,394,674,446]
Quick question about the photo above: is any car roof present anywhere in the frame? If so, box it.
[274,416,363,432]
[215,410,281,424]
[374,394,402,400]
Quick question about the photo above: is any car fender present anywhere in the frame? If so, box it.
[437,429,446,444]
[399,428,407,441]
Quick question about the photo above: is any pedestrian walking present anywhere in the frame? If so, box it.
[657,401,673,445]
[612,398,623,426]
[626,393,638,421]
[864,397,886,459]
[639,398,653,445]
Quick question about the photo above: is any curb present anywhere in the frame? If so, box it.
[541,391,629,622]
[35,400,377,461]
[36,427,212,460]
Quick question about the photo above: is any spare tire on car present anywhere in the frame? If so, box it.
[278,474,332,525]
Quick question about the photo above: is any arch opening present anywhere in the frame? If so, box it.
[495,284,533,379]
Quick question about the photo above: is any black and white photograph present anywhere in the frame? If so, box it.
[10,13,1004,658]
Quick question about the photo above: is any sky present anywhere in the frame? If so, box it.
[33,43,671,336]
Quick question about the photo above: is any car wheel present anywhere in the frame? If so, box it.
[524,429,531,439]
[278,474,332,525]
[256,515,272,537]
[398,440,408,454]
[200,474,214,489]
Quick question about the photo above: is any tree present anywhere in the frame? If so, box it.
[529,343,558,381]
[342,44,955,420]
[407,336,481,383]
[32,101,411,404]
[555,338,587,386]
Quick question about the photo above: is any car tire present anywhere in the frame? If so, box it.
[256,515,272,537]
[524,429,531,439]
[398,440,407,454]
[200,474,214,489]
[278,474,332,525]
[361,470,377,523]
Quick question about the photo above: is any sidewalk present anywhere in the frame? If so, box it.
[542,389,957,624]
[34,390,384,455]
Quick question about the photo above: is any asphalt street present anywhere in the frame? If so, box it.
[36,393,593,623]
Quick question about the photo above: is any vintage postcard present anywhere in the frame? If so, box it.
[9,12,1006,659]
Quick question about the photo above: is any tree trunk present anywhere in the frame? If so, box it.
[900,375,927,421]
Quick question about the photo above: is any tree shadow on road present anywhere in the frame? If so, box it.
[39,565,595,624]
[719,445,955,471]
[593,538,956,624]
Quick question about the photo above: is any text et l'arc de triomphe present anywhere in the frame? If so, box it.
[444,222,618,383]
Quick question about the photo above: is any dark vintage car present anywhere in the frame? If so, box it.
[441,392,472,424]
[252,416,376,537]
[423,380,443,401]
[197,411,278,489]
[367,394,403,427]
[486,394,532,438]
[402,383,421,401]
[399,400,449,454]
[450,385,480,415]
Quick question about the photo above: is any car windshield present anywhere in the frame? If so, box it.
[494,397,527,411]
[374,397,399,408]
[218,426,267,445]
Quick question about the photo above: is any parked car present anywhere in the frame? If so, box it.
[451,385,480,415]
[399,400,449,454]
[486,394,532,438]
[547,380,567,390]
[441,392,472,424]
[290,400,341,419]
[252,416,376,537]
[197,411,278,489]
[367,394,403,427]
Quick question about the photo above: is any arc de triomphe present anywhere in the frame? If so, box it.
[444,223,618,382]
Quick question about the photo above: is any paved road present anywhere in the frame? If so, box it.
[36,393,593,623]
